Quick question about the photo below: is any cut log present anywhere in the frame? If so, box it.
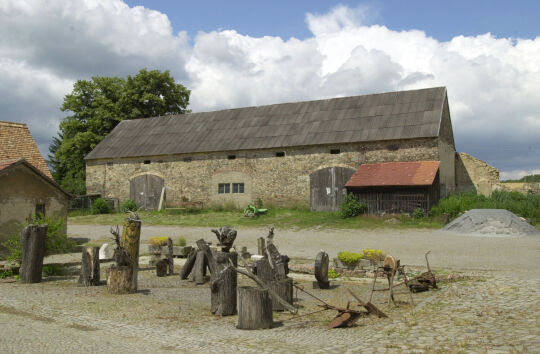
[236,286,273,329]
[195,239,217,274]
[167,237,174,275]
[180,248,197,280]
[19,224,47,284]
[156,259,168,277]
[79,246,100,286]
[210,252,237,316]
[106,265,133,294]
[268,277,293,311]
[254,257,275,281]
[194,250,206,284]
[120,218,141,292]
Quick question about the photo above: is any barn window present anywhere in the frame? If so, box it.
[232,183,245,193]
[218,183,230,194]
[330,149,340,154]
[35,204,45,217]
[183,157,192,162]
[143,160,151,164]
[275,151,285,157]
[227,155,236,160]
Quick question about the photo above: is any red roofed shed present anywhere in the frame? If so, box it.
[345,161,440,214]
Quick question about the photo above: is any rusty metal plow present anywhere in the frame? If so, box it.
[291,284,387,329]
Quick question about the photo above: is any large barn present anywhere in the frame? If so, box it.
[85,87,457,211]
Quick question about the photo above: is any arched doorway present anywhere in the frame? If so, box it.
[310,167,355,211]
[129,174,164,210]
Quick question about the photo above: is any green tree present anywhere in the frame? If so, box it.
[49,69,190,194]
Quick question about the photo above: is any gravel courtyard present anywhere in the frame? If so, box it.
[1,224,539,353]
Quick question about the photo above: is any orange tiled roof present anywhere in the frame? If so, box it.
[345,161,440,187]
[0,121,52,179]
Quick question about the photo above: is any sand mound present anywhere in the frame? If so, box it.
[442,209,540,236]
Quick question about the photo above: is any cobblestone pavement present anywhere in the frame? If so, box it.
[1,266,539,353]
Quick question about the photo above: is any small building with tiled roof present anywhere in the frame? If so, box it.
[85,87,458,211]
[0,121,53,179]
[0,123,72,249]
[345,161,441,214]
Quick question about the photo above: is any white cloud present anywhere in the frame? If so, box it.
[500,169,540,181]
[0,1,539,177]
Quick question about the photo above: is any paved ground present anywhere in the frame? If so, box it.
[1,224,539,353]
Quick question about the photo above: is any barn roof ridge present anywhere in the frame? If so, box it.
[85,87,448,160]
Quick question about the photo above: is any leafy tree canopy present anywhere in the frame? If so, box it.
[49,69,190,194]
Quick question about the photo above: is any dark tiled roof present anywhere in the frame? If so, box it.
[345,161,440,187]
[85,87,447,160]
[0,121,53,178]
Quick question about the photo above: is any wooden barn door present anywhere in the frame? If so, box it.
[310,167,355,211]
[130,174,164,210]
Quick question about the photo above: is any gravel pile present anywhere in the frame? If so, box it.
[442,209,540,237]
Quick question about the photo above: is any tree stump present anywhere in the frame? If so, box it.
[156,259,168,277]
[254,257,275,281]
[268,277,293,311]
[79,246,100,286]
[19,224,47,284]
[210,252,237,316]
[237,286,273,329]
[106,266,133,294]
[121,218,141,291]
[194,249,206,284]
[180,248,197,280]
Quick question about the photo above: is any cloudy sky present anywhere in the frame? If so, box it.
[1,0,539,179]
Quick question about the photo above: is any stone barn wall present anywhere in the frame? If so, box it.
[455,152,501,196]
[87,138,442,208]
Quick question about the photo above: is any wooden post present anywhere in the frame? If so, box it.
[210,252,237,316]
[254,257,275,281]
[121,218,141,292]
[268,277,293,311]
[167,237,174,275]
[106,266,133,294]
[237,286,273,329]
[19,224,47,284]
[194,250,206,284]
[79,246,100,286]
[257,237,266,256]
[180,248,197,280]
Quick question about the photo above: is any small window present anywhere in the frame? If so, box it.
[218,183,230,194]
[330,149,340,154]
[227,155,236,160]
[106,161,113,166]
[183,157,192,162]
[143,160,151,164]
[232,183,245,193]
[35,204,45,217]
[275,151,285,157]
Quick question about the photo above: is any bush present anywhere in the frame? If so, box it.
[91,198,112,214]
[340,193,367,218]
[121,199,138,212]
[149,236,169,246]
[362,248,386,262]
[176,237,187,246]
[337,251,364,265]
[0,215,75,261]
[0,267,14,278]
[328,268,341,279]
[412,208,424,219]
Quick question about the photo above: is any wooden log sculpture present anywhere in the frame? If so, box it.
[120,216,141,291]
[79,246,100,286]
[210,252,237,316]
[194,249,206,284]
[156,259,168,277]
[237,286,273,329]
[210,226,237,252]
[267,277,293,311]
[167,237,174,275]
[257,237,266,257]
[254,257,275,281]
[314,251,330,289]
[180,248,197,280]
[19,224,47,284]
[106,266,133,294]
